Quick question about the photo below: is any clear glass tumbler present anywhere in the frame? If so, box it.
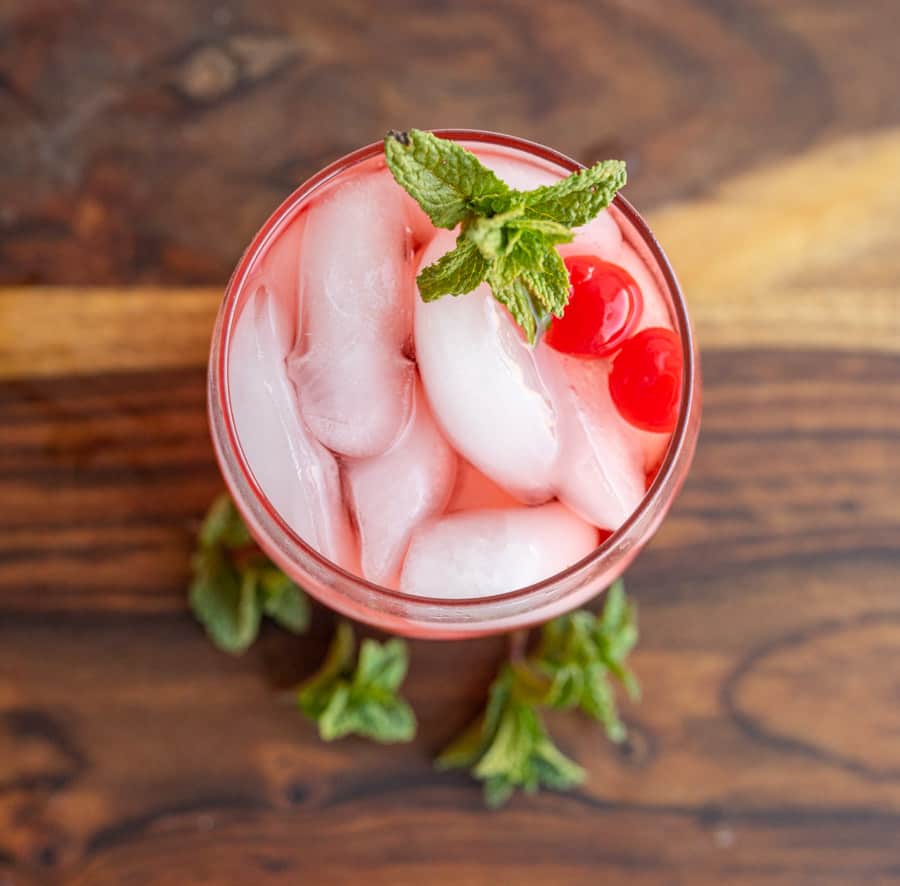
[208,130,701,639]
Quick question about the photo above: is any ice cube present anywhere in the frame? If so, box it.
[229,285,356,567]
[399,503,598,599]
[477,148,623,260]
[635,425,671,478]
[415,230,558,503]
[288,171,416,458]
[562,209,623,261]
[399,189,438,254]
[345,381,457,587]
[242,211,306,332]
[473,147,560,191]
[538,346,646,530]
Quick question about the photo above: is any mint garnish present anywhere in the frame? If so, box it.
[384,129,626,343]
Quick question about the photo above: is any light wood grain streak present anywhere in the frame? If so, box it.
[0,288,221,380]
[2,131,900,381]
[656,128,900,353]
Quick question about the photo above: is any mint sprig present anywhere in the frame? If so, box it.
[437,663,586,808]
[296,622,416,743]
[189,495,310,653]
[534,580,639,742]
[437,581,638,807]
[384,129,626,343]
[523,161,628,226]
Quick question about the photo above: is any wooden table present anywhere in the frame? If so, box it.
[2,3,899,883]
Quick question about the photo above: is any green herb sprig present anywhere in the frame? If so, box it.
[296,622,416,743]
[437,581,638,807]
[384,129,626,343]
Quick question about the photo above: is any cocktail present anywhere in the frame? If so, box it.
[208,130,700,638]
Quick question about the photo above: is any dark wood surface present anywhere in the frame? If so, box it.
[2,2,900,883]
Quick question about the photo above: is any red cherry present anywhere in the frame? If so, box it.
[609,327,683,432]
[545,256,643,358]
[596,529,613,546]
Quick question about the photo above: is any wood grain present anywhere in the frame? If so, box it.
[4,125,900,384]
[2,0,900,285]
[2,2,900,884]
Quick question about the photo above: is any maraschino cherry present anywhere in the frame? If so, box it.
[609,327,682,433]
[545,255,643,358]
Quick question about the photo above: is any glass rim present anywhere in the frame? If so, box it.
[212,128,697,608]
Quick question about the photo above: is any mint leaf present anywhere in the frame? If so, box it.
[199,494,252,549]
[597,580,641,700]
[479,230,570,339]
[523,159,626,227]
[354,638,409,692]
[384,129,511,228]
[189,494,311,654]
[533,580,639,739]
[189,547,261,654]
[344,695,416,744]
[439,665,584,808]
[487,228,544,284]
[582,662,626,742]
[296,623,416,744]
[543,662,584,709]
[488,276,538,344]
[317,683,353,740]
[522,244,570,318]
[259,568,310,634]
[384,130,626,345]
[506,216,573,244]
[436,716,488,771]
[417,237,489,301]
[297,621,356,719]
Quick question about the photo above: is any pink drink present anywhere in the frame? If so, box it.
[209,132,700,637]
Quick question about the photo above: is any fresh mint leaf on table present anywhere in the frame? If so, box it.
[534,581,639,742]
[189,494,310,653]
[437,663,586,809]
[384,128,626,343]
[188,496,639,804]
[438,581,639,807]
[296,622,416,743]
